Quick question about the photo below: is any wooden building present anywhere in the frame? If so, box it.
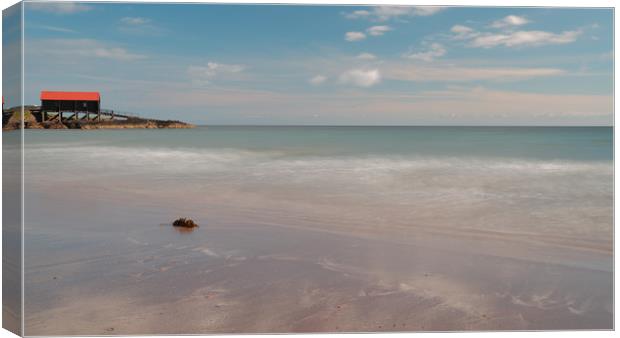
[40,91,101,121]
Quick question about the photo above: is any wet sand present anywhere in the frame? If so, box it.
[23,186,612,335]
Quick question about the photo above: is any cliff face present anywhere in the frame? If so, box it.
[2,110,45,130]
[3,108,194,131]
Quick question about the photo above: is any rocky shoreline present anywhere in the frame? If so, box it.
[2,107,195,131]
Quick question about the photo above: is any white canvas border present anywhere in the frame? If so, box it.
[0,0,615,338]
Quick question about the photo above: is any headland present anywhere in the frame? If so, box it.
[2,106,194,131]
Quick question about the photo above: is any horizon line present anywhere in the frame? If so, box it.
[192,124,614,127]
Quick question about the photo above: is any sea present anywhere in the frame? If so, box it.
[17,126,613,334]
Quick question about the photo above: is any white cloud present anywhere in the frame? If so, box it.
[31,39,146,61]
[491,15,530,29]
[28,2,92,14]
[372,6,410,21]
[450,20,582,48]
[118,16,163,35]
[92,47,146,61]
[343,6,443,22]
[120,17,151,25]
[412,7,444,16]
[198,62,245,74]
[470,30,581,48]
[451,24,480,40]
[357,52,377,60]
[309,75,328,85]
[188,62,246,84]
[451,25,474,34]
[403,43,446,62]
[366,25,393,36]
[384,64,566,82]
[345,31,366,42]
[339,69,381,87]
[31,24,76,33]
[344,10,371,19]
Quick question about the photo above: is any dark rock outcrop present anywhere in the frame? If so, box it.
[172,218,199,228]
[3,109,44,130]
[3,106,195,131]
[42,121,68,129]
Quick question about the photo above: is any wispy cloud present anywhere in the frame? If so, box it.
[384,64,566,82]
[339,69,381,87]
[153,85,610,125]
[93,47,146,61]
[415,86,611,120]
[120,17,150,25]
[28,2,92,14]
[403,43,446,62]
[356,52,377,60]
[30,24,76,33]
[366,25,393,36]
[345,31,366,42]
[470,30,581,48]
[30,39,146,61]
[309,75,328,85]
[412,7,444,16]
[451,17,581,48]
[451,25,479,40]
[491,15,530,29]
[344,6,443,22]
[343,10,371,20]
[118,16,164,35]
[344,26,391,42]
[188,62,246,85]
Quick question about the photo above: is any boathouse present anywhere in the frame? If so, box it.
[40,91,101,121]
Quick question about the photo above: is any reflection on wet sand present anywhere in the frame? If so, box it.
[24,196,612,335]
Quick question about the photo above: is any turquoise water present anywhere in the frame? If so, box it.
[24,126,613,161]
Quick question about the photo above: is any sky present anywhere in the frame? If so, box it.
[3,3,22,109]
[6,2,614,125]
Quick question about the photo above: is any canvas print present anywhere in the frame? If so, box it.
[2,2,614,335]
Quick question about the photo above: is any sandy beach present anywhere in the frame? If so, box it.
[23,203,612,334]
[21,127,613,334]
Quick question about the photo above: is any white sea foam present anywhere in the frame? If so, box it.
[24,145,611,187]
[24,144,612,241]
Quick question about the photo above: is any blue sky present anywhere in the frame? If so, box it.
[10,3,614,125]
[3,3,22,107]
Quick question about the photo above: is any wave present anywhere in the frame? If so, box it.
[23,144,612,245]
[24,145,612,179]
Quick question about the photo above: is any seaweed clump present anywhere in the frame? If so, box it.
[172,217,199,228]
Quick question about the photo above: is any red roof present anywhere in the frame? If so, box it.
[40,91,100,101]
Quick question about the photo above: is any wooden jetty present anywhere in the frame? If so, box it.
[31,108,137,123]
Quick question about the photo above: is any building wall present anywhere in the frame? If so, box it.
[41,100,100,113]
